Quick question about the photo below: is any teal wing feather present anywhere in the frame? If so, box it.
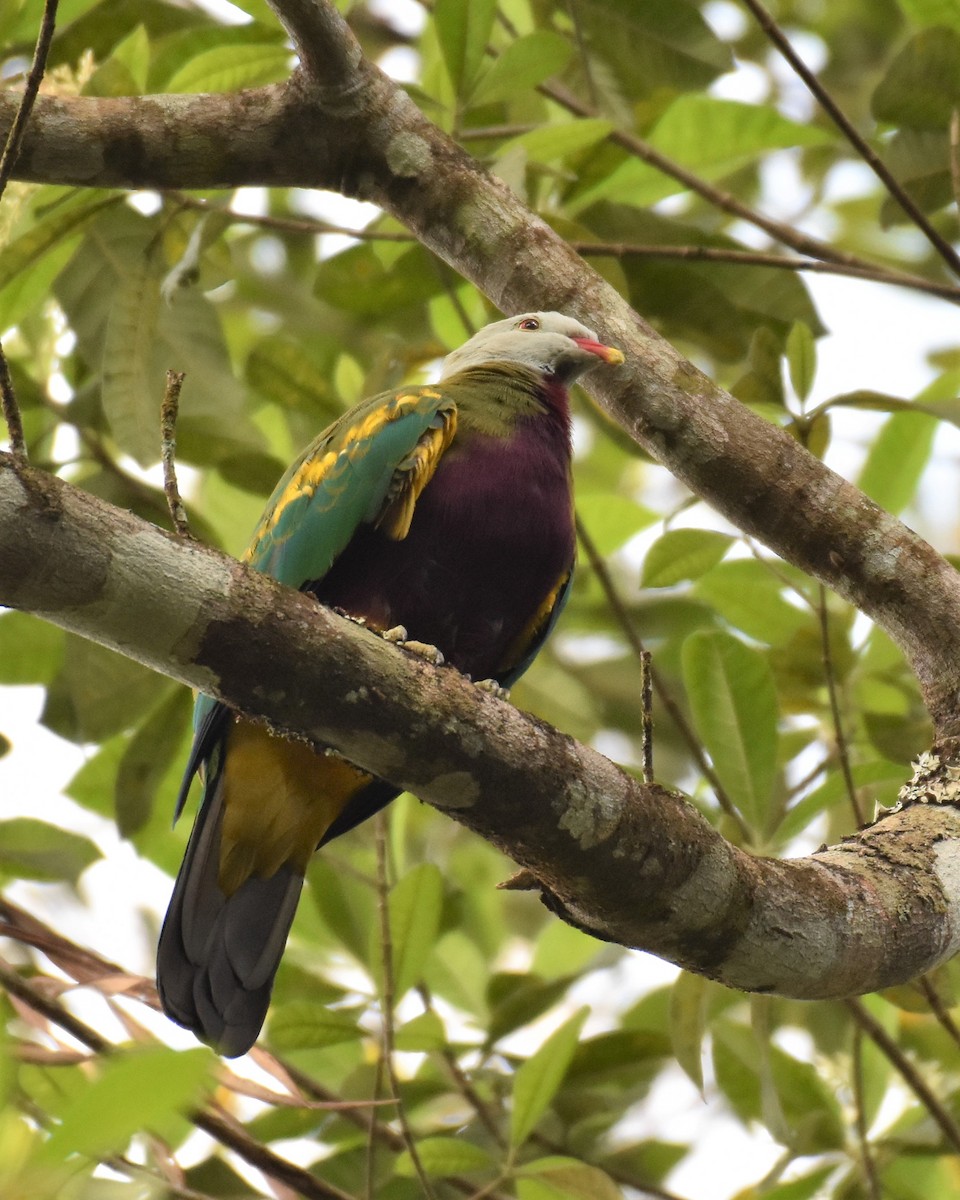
[244,386,457,589]
[172,385,457,822]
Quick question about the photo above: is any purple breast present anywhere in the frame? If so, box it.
[313,413,575,681]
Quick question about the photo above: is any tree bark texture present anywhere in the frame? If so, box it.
[3,453,960,999]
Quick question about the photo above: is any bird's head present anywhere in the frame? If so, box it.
[439,312,624,384]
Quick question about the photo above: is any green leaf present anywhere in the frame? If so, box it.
[434,0,497,96]
[880,129,952,222]
[572,96,831,212]
[383,863,444,1001]
[641,529,733,587]
[267,1002,363,1051]
[0,819,100,885]
[101,243,164,465]
[497,118,614,166]
[0,613,63,685]
[786,320,817,402]
[681,630,779,829]
[487,972,577,1045]
[470,31,572,107]
[395,1136,494,1178]
[516,1156,622,1200]
[670,971,707,1092]
[693,559,812,645]
[776,760,905,844]
[0,193,120,294]
[511,1008,588,1148]
[166,42,292,93]
[898,0,960,30]
[308,858,377,972]
[394,1009,447,1052]
[577,493,657,556]
[246,334,339,419]
[590,206,823,359]
[42,636,168,745]
[572,0,732,105]
[314,243,446,319]
[115,687,193,837]
[36,1046,212,1166]
[872,27,960,128]
[56,208,259,468]
[857,410,937,515]
[111,24,150,91]
[712,1020,845,1152]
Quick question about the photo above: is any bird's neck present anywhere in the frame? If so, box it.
[444,363,572,442]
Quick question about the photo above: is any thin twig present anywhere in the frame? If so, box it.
[846,998,960,1155]
[571,242,960,305]
[817,584,863,825]
[0,0,58,204]
[575,514,751,840]
[164,193,960,305]
[740,0,960,279]
[374,814,438,1200]
[0,0,54,464]
[640,648,654,784]
[161,369,191,537]
[0,952,359,1200]
[851,1026,882,1200]
[0,344,26,461]
[951,109,960,220]
[416,984,507,1147]
[918,975,960,1052]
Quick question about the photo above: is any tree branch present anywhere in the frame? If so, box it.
[7,13,960,732]
[4,452,960,1001]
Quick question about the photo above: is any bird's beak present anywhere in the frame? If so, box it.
[573,337,625,365]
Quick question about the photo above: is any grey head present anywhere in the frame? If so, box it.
[439,311,624,384]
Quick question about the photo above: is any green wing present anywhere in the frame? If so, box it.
[244,385,458,589]
[174,384,456,821]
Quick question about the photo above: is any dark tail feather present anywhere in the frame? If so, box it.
[157,780,303,1057]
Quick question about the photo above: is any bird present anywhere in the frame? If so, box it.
[157,311,624,1056]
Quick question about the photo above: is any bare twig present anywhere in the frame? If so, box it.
[164,194,960,305]
[851,1026,882,1200]
[0,0,58,203]
[0,344,26,461]
[918,975,960,1052]
[0,955,360,1200]
[846,998,960,1155]
[640,648,654,784]
[374,815,437,1200]
[740,0,960,279]
[571,242,960,305]
[574,514,751,840]
[161,369,191,537]
[951,109,960,220]
[818,583,864,826]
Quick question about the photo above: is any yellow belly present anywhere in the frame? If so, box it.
[218,720,370,894]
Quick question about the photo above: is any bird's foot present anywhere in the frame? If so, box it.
[381,625,444,665]
[474,678,510,700]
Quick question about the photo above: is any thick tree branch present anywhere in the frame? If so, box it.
[4,452,960,1001]
[4,20,960,733]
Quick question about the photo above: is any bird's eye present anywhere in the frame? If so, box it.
[518,317,541,331]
